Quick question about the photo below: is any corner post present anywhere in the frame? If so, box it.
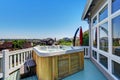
[2,49,9,79]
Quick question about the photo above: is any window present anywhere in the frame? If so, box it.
[93,16,97,26]
[93,28,97,48]
[99,5,108,21]
[99,54,108,69]
[112,15,120,57]
[99,22,108,52]
[112,0,120,13]
[92,50,97,59]
[112,61,120,79]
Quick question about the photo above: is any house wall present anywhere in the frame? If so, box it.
[88,0,120,80]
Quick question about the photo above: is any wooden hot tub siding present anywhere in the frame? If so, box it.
[33,51,84,80]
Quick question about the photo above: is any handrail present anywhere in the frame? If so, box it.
[9,48,33,56]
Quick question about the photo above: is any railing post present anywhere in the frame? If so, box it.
[2,49,9,79]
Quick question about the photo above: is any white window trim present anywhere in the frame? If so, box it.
[91,0,120,80]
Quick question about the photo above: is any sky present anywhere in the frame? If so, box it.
[0,0,88,39]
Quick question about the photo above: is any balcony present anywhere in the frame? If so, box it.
[0,46,107,80]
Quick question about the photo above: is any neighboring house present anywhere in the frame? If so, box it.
[63,37,71,42]
[0,42,13,51]
[22,42,32,48]
[0,41,4,45]
[82,0,120,80]
[41,38,54,45]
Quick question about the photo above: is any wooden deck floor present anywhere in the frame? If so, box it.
[21,59,107,80]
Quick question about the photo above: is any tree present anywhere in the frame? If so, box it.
[12,40,26,49]
[83,30,89,46]
[58,38,72,46]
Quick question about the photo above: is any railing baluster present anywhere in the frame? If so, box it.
[28,51,30,59]
[14,54,16,67]
[24,52,26,62]
[23,52,24,62]
[31,50,33,59]
[28,51,29,59]
[85,48,86,57]
[22,52,24,63]
[18,53,20,65]
[26,51,28,60]
[86,48,87,56]
[10,56,12,69]
[30,51,32,59]
[20,53,22,64]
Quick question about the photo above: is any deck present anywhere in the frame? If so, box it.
[21,59,107,80]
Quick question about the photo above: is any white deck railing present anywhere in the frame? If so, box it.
[1,48,33,79]
[80,46,90,58]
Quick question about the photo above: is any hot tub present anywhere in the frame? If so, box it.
[33,45,84,80]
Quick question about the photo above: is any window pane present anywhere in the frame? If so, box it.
[92,50,97,59]
[112,61,120,79]
[93,28,97,48]
[112,15,120,57]
[93,16,97,26]
[99,5,108,21]
[99,54,108,69]
[112,0,120,13]
[99,22,108,52]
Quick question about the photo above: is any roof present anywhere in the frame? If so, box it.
[82,0,93,20]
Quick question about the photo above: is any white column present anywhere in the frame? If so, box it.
[88,19,92,58]
[2,49,9,79]
[108,0,112,74]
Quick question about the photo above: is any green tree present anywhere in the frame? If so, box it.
[58,39,72,46]
[12,40,26,49]
[83,30,89,46]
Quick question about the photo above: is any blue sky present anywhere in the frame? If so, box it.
[0,0,88,39]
